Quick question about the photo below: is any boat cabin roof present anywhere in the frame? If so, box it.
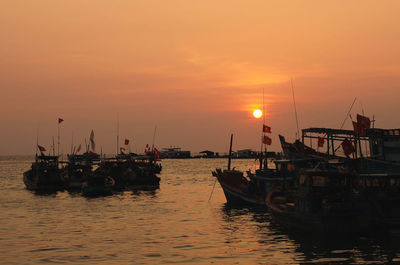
[274,158,320,164]
[302,127,355,136]
[367,128,400,137]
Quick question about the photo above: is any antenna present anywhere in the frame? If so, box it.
[339,97,357,129]
[291,78,300,139]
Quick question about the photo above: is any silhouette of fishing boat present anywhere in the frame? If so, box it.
[212,133,319,206]
[274,120,400,232]
[98,153,161,190]
[61,152,100,190]
[266,162,361,234]
[23,154,64,191]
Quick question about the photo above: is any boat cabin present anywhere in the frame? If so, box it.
[367,129,400,162]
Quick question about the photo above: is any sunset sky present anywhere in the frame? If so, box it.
[1,1,400,155]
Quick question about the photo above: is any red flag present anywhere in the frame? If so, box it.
[263,124,271,133]
[120,147,126,154]
[124,139,129,145]
[153,148,161,161]
[357,114,370,136]
[341,138,355,156]
[37,145,46,152]
[352,121,361,136]
[262,135,272,145]
[58,118,64,124]
[318,137,325,147]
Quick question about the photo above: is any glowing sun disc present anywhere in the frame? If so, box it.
[253,109,262,119]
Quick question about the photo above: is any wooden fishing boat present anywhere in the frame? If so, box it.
[99,154,161,189]
[357,172,400,231]
[81,174,115,196]
[212,133,321,206]
[275,117,400,232]
[23,155,64,191]
[212,167,266,205]
[213,158,322,206]
[60,153,100,190]
[266,164,360,234]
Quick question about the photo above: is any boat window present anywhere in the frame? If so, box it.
[299,175,307,185]
[312,176,326,187]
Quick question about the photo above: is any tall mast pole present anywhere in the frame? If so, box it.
[151,125,157,151]
[57,120,60,156]
[53,136,56,156]
[228,134,233,170]
[263,87,266,125]
[36,124,39,156]
[70,131,74,154]
[291,78,300,139]
[117,113,119,155]
[264,88,268,169]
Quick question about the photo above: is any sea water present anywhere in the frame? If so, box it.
[1,156,399,264]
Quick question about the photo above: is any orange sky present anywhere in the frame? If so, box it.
[1,1,400,155]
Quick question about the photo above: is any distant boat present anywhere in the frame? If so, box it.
[23,155,64,191]
[81,174,115,196]
[98,153,161,189]
[60,153,100,190]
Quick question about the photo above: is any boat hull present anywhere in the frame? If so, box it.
[213,169,266,206]
[219,182,266,206]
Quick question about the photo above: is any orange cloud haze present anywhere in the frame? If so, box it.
[1,1,400,155]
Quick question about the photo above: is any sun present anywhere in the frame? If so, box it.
[253,109,263,119]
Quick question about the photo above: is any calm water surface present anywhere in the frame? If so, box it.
[1,156,400,264]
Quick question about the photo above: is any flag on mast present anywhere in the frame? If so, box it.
[263,124,271,133]
[356,114,371,136]
[341,138,355,156]
[262,135,272,145]
[318,137,325,147]
[38,145,46,152]
[90,130,95,152]
[58,118,64,124]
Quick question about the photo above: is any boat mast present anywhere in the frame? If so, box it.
[57,120,60,156]
[70,131,74,154]
[228,134,233,170]
[117,113,119,155]
[36,124,39,157]
[151,125,157,151]
[263,87,267,169]
[52,136,55,156]
[291,78,300,140]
